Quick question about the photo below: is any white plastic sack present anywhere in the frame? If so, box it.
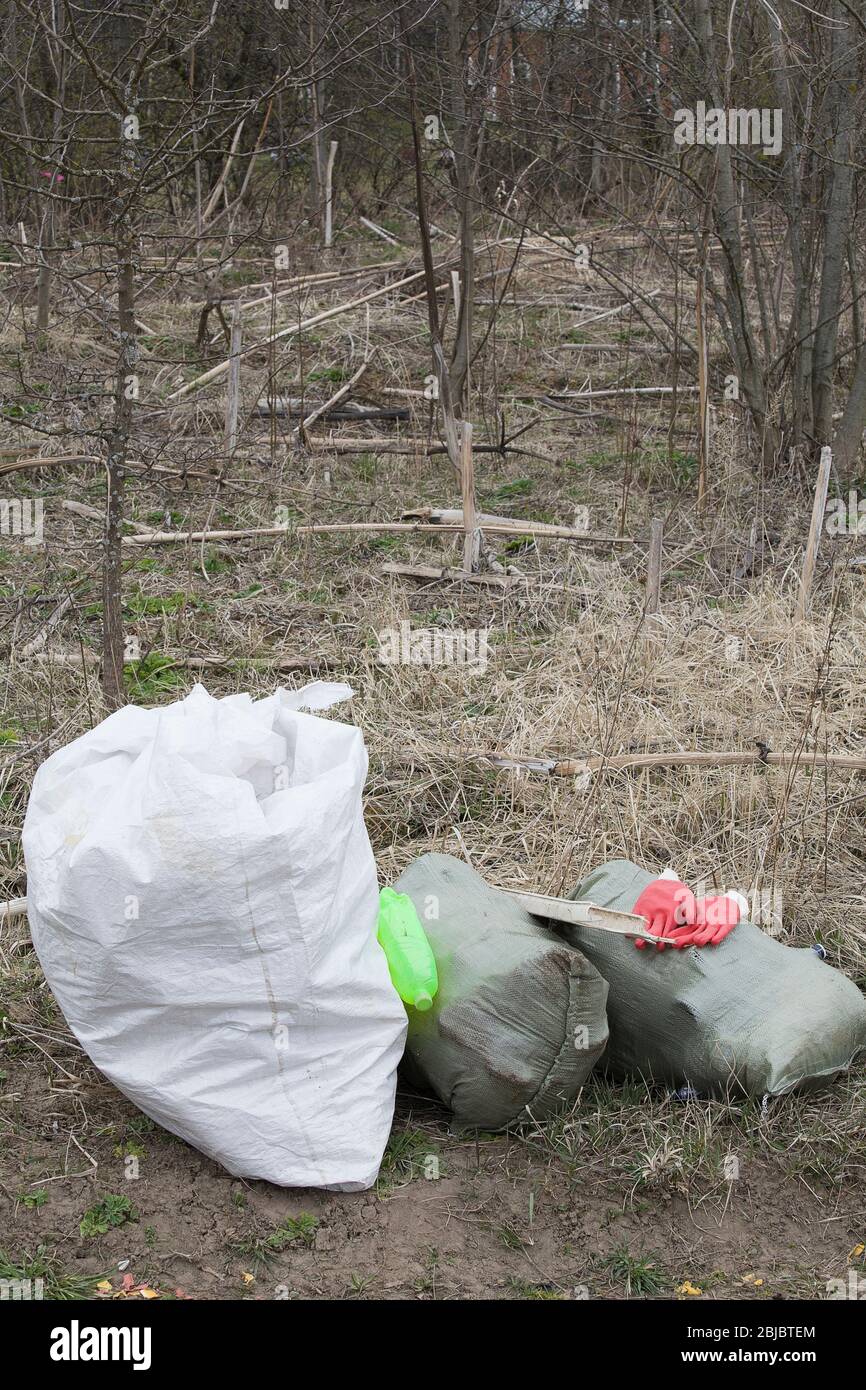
[23,682,407,1190]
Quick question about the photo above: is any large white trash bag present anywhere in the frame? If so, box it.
[23,682,407,1190]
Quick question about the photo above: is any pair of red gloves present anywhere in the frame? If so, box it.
[632,870,747,950]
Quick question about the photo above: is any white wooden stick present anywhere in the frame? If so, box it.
[121,518,632,548]
[500,888,656,942]
[324,140,338,248]
[201,118,246,226]
[797,445,832,621]
[646,516,664,615]
[297,357,371,437]
[224,300,243,455]
[459,421,480,573]
[360,216,402,247]
[0,897,28,922]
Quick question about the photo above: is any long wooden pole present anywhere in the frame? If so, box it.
[121,519,629,548]
[646,516,664,614]
[224,301,243,455]
[460,421,479,572]
[484,748,866,776]
[797,445,832,620]
[324,140,337,248]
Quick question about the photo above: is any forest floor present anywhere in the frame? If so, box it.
[1,223,864,1299]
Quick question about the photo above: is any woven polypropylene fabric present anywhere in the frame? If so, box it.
[393,853,609,1127]
[554,859,866,1096]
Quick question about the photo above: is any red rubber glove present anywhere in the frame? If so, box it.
[670,891,747,947]
[633,873,697,950]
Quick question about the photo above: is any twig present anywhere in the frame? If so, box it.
[548,386,700,401]
[19,593,74,657]
[0,454,100,478]
[61,498,152,533]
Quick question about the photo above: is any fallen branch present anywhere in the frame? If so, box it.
[359,216,403,247]
[483,748,866,776]
[240,260,404,312]
[200,117,246,226]
[168,262,454,400]
[62,498,152,533]
[19,593,75,657]
[301,436,557,463]
[0,454,100,478]
[26,650,98,668]
[0,897,28,922]
[402,506,631,543]
[381,563,516,589]
[155,653,345,674]
[296,358,372,440]
[122,519,635,547]
[560,341,668,353]
[568,288,661,329]
[548,386,700,401]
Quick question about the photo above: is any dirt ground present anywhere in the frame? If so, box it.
[3,1070,864,1301]
[1,227,865,1300]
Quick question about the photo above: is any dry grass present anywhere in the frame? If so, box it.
[1,223,864,1296]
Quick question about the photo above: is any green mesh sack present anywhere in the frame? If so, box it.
[392,854,609,1128]
[551,859,866,1097]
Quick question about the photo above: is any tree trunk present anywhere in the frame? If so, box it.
[812,2,855,448]
[833,346,866,478]
[693,0,778,466]
[447,0,475,412]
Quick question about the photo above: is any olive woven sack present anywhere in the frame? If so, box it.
[551,859,866,1097]
[392,853,609,1128]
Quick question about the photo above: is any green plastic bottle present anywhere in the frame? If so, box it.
[377,887,439,1011]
